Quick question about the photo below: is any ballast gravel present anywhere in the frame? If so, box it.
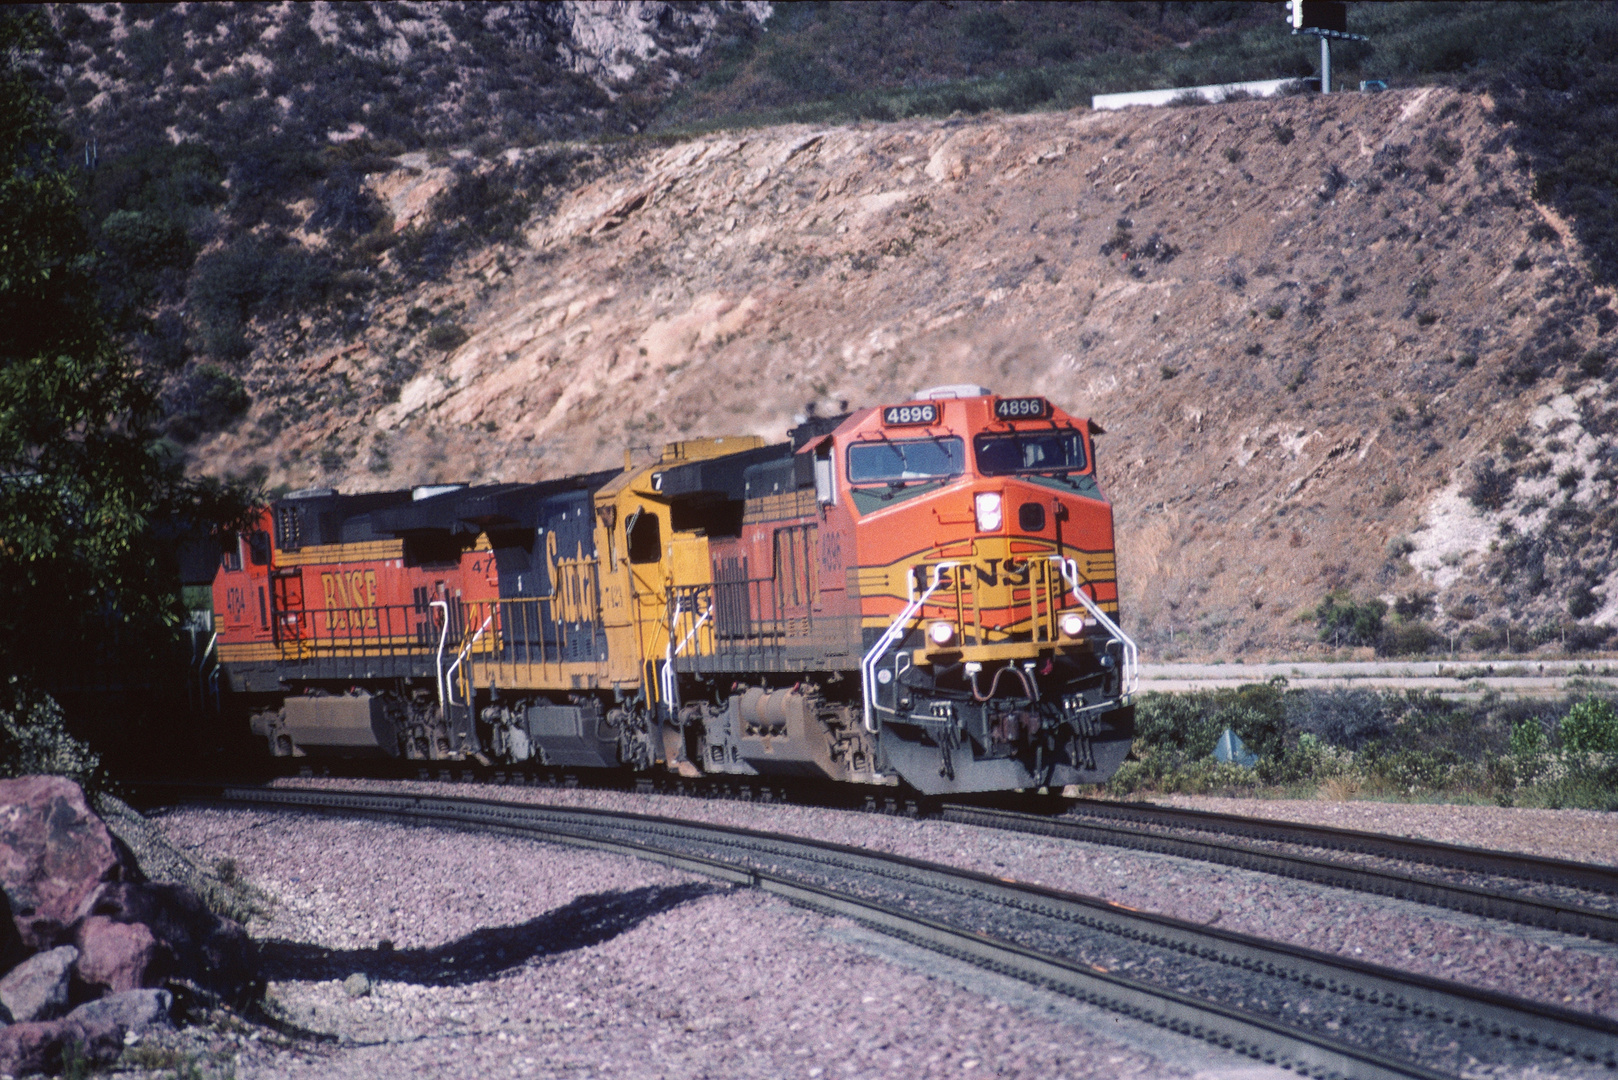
[148,807,1209,1080]
[1155,794,1618,868]
[143,782,1618,1078]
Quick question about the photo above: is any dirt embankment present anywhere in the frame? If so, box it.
[200,87,1618,656]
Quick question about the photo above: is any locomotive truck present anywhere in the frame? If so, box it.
[212,386,1136,794]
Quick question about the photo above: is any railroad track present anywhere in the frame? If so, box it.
[248,761,1618,941]
[143,781,1618,1080]
[256,763,1618,943]
[941,800,1618,943]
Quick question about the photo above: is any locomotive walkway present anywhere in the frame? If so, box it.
[147,782,1618,1080]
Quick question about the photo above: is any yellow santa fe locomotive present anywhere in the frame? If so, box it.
[213,386,1136,793]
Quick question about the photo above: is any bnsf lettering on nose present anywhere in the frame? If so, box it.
[911,559,1030,591]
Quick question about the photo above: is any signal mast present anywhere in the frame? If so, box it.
[1287,1,1369,94]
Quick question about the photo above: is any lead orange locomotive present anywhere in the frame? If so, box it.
[213,387,1136,793]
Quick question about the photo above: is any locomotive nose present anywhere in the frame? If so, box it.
[965,479,1086,540]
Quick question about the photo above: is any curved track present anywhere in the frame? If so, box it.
[941,801,1618,942]
[235,759,1618,943]
[141,781,1618,1080]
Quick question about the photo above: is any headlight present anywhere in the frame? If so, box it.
[1060,612,1087,639]
[974,492,1003,531]
[928,620,956,646]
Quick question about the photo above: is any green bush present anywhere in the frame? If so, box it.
[0,677,103,792]
[424,323,469,352]
[1379,619,1438,656]
[190,235,332,359]
[1509,717,1546,759]
[1107,687,1617,808]
[1313,591,1387,647]
[1560,695,1618,753]
[1463,457,1516,510]
[163,363,250,442]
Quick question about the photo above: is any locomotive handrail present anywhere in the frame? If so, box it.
[430,600,451,715]
[862,561,960,733]
[1052,556,1138,697]
[444,613,494,709]
[660,594,715,714]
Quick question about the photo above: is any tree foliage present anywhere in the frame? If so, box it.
[0,11,252,691]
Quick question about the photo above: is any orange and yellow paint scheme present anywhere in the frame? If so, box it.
[207,389,1134,792]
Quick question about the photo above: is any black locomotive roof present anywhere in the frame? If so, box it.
[652,443,791,502]
[269,488,418,548]
[451,469,619,528]
[788,412,852,449]
[372,470,620,534]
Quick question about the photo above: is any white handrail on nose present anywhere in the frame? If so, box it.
[862,561,960,733]
[1051,556,1139,697]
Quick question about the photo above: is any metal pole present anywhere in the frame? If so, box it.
[1320,36,1331,94]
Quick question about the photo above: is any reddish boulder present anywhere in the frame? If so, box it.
[87,882,257,1004]
[0,776,139,951]
[0,1013,124,1077]
[75,915,159,993]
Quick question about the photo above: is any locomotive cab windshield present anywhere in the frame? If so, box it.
[846,436,966,484]
[973,428,1089,476]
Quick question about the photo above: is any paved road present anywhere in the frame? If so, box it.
[1137,659,1618,698]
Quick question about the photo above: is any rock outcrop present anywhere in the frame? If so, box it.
[86,882,256,1004]
[73,917,158,995]
[0,946,76,1024]
[0,776,138,952]
[0,777,259,1074]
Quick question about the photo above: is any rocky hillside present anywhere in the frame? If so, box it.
[190,87,1616,658]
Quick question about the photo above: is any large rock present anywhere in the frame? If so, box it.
[67,988,174,1038]
[87,882,257,1004]
[0,1013,126,1077]
[0,944,77,1023]
[74,915,159,994]
[0,776,139,951]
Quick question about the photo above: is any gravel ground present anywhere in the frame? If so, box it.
[1152,795,1618,867]
[252,779,1618,1025]
[142,807,1256,1080]
[131,783,1618,1079]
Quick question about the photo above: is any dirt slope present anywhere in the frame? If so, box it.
[201,88,1618,656]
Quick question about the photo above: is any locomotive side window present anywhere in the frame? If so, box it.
[973,430,1088,476]
[813,440,837,505]
[247,531,271,566]
[627,508,662,565]
[220,535,243,572]
[847,437,965,484]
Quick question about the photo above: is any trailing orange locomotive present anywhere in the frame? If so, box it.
[213,386,1136,793]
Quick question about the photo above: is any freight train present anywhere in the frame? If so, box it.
[211,387,1136,794]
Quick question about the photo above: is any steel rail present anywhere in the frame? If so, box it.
[147,782,1618,1079]
[1050,797,1618,895]
[937,805,1618,944]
